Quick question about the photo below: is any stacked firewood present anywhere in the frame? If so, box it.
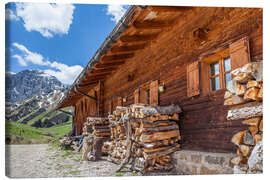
[224,62,263,174]
[106,104,182,174]
[81,117,110,161]
[59,136,80,151]
[224,62,263,106]
[106,106,129,164]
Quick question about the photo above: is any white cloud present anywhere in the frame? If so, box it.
[13,42,46,66]
[12,54,27,66]
[15,3,75,38]
[12,42,83,84]
[5,8,19,21]
[106,4,128,23]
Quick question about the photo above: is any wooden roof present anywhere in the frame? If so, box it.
[58,5,193,108]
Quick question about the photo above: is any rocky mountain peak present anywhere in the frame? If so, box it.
[6,69,65,103]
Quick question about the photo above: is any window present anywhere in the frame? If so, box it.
[209,57,231,91]
[188,37,251,97]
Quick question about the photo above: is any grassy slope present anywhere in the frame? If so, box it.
[6,117,72,142]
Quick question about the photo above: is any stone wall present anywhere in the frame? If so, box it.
[172,150,236,175]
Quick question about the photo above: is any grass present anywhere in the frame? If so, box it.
[6,119,72,143]
[115,173,123,177]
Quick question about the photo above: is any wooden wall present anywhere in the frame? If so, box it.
[99,7,262,153]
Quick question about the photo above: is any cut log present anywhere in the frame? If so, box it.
[259,119,263,132]
[224,91,233,99]
[139,130,180,143]
[239,145,251,157]
[231,156,248,165]
[246,80,260,89]
[233,72,252,83]
[242,117,261,126]
[254,134,262,144]
[248,125,258,136]
[236,84,246,96]
[231,130,247,146]
[243,131,254,146]
[139,104,182,117]
[243,87,259,101]
[232,95,245,105]
[224,98,233,106]
[257,85,263,101]
[227,104,263,120]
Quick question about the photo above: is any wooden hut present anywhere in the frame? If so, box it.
[57,5,262,174]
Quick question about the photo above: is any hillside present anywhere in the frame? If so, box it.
[5,69,73,143]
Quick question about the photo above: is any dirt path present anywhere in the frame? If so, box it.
[5,144,179,178]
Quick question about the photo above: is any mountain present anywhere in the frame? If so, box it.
[6,69,64,103]
[5,69,73,131]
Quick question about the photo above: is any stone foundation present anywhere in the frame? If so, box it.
[172,150,237,175]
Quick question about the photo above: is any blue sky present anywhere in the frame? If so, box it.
[5,2,129,84]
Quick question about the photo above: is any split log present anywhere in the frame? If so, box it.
[242,117,261,126]
[224,98,233,106]
[257,85,263,101]
[248,125,258,136]
[231,130,247,146]
[231,95,245,105]
[259,119,263,132]
[244,87,259,101]
[231,156,248,165]
[243,131,254,146]
[224,91,233,99]
[139,104,182,117]
[236,84,246,96]
[143,144,180,159]
[246,80,260,89]
[254,134,262,144]
[227,104,263,120]
[139,130,180,143]
[239,145,251,157]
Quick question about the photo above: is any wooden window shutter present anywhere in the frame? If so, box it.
[187,61,200,97]
[229,37,251,70]
[134,88,140,104]
[150,80,159,106]
[117,97,123,106]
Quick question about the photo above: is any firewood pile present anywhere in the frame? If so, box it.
[106,104,182,174]
[59,136,80,150]
[224,62,262,106]
[224,62,263,174]
[81,117,110,161]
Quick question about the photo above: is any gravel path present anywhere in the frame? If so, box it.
[5,144,179,178]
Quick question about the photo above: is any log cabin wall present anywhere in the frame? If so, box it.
[100,7,262,153]
[74,87,99,135]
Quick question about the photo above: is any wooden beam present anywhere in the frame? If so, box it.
[120,33,159,42]
[133,20,171,29]
[100,59,126,64]
[101,53,134,61]
[110,43,147,53]
[149,6,192,12]
[77,81,98,88]
[85,74,109,80]
[95,62,125,69]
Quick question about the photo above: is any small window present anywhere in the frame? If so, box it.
[224,57,232,87]
[208,57,231,91]
[209,61,220,91]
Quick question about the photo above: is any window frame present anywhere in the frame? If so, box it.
[201,48,231,94]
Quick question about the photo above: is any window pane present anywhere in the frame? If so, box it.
[210,62,219,76]
[225,72,232,88]
[210,76,220,91]
[224,57,231,72]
